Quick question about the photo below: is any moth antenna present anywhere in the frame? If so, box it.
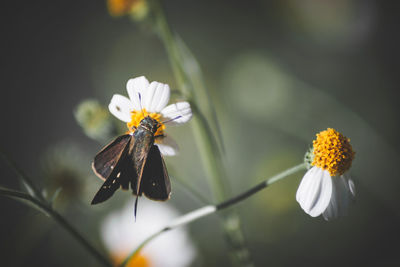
[138,93,146,117]
[160,115,182,126]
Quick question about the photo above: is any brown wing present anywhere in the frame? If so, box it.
[130,133,153,196]
[91,135,139,205]
[91,166,123,204]
[91,143,139,204]
[140,145,171,201]
[130,131,155,218]
[92,134,131,181]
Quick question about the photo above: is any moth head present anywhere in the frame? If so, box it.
[139,116,160,134]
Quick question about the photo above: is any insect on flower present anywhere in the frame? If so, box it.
[91,76,192,217]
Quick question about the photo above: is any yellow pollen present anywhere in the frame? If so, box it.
[312,128,355,176]
[126,109,165,136]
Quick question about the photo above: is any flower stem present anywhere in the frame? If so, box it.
[0,148,46,202]
[0,149,113,267]
[0,187,112,267]
[216,163,307,209]
[148,1,252,265]
[120,163,307,266]
[150,0,228,200]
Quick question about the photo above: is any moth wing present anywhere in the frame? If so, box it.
[119,153,138,191]
[92,134,131,180]
[131,136,153,195]
[91,168,122,204]
[140,145,171,201]
[91,136,137,204]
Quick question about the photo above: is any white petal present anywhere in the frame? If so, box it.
[143,81,170,113]
[108,94,133,122]
[323,174,355,221]
[161,102,192,125]
[100,200,196,267]
[127,76,150,110]
[149,228,196,267]
[347,176,356,198]
[140,200,196,267]
[156,136,179,156]
[296,166,332,217]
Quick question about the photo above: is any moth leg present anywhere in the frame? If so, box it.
[128,125,137,132]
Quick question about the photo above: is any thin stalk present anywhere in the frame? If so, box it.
[120,163,307,266]
[150,0,227,203]
[151,10,227,198]
[149,1,250,265]
[0,148,46,202]
[0,188,112,267]
[190,107,227,200]
[217,163,307,209]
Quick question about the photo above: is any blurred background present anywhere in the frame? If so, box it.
[1,0,400,266]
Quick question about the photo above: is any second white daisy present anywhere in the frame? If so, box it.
[296,128,356,220]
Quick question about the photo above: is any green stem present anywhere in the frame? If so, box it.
[149,1,250,265]
[216,163,307,209]
[120,163,307,266]
[190,108,227,200]
[119,230,165,267]
[151,0,189,97]
[0,188,112,267]
[150,0,226,203]
[0,148,46,202]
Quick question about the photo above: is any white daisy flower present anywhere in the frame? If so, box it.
[296,128,356,220]
[108,76,192,156]
[101,200,196,267]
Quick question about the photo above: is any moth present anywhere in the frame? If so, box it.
[91,115,171,217]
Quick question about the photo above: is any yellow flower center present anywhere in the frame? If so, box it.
[312,128,355,176]
[126,109,165,136]
[112,252,150,267]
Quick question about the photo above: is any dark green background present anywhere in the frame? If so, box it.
[1,0,399,266]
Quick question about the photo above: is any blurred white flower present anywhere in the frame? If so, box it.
[108,76,192,156]
[41,142,94,207]
[101,200,196,267]
[74,99,115,143]
[296,128,356,220]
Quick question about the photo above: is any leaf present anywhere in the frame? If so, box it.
[11,196,51,217]
[0,186,50,217]
[21,180,36,197]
